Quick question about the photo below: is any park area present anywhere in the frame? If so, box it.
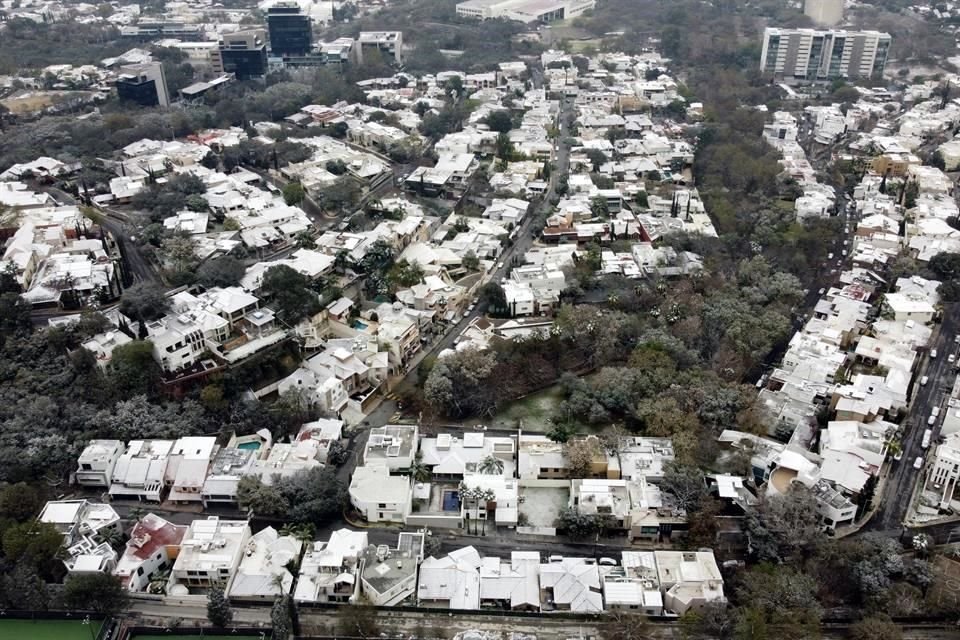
[0,618,102,640]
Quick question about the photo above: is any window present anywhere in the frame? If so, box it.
[137,567,144,576]
[378,503,388,509]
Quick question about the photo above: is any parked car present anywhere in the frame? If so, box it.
[914,456,924,470]
[920,375,929,386]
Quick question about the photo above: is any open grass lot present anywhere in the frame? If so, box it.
[0,619,102,640]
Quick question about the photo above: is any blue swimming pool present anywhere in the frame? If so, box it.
[353,320,369,330]
[237,441,261,451]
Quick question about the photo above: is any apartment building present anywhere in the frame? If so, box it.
[116,62,170,108]
[760,28,891,80]
[213,29,268,79]
[75,439,125,487]
[170,517,251,592]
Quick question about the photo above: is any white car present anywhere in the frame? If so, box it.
[914,456,924,470]
[921,375,929,386]
[951,354,957,364]
[818,288,825,295]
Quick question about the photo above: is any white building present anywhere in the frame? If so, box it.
[417,546,482,610]
[653,550,725,616]
[166,437,218,503]
[362,424,419,471]
[295,529,368,604]
[539,557,603,612]
[170,517,251,592]
[39,500,122,575]
[760,28,891,80]
[455,0,594,22]
[360,538,421,606]
[229,527,303,600]
[928,432,960,510]
[602,551,664,616]
[114,514,188,592]
[75,439,125,487]
[349,465,412,523]
[109,439,175,502]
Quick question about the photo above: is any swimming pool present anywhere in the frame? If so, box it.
[236,441,261,451]
[353,320,369,330]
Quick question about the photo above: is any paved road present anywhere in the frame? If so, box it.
[870,303,960,531]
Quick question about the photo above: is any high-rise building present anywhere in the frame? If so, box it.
[212,29,268,80]
[803,0,843,27]
[115,62,170,107]
[268,2,313,57]
[760,28,891,81]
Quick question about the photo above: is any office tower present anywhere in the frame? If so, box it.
[760,28,891,81]
[115,62,170,107]
[212,29,268,80]
[804,0,843,27]
[268,2,313,57]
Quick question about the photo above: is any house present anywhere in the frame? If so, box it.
[170,517,251,592]
[166,436,218,503]
[539,557,603,612]
[653,550,725,615]
[349,465,412,523]
[229,527,303,600]
[419,432,515,480]
[928,431,960,510]
[201,446,257,507]
[109,439,175,502]
[479,551,541,611]
[363,424,419,471]
[113,514,188,592]
[417,546,482,610]
[360,537,421,606]
[295,529,368,604]
[75,439,125,487]
[38,500,122,575]
[602,551,663,616]
[294,419,345,464]
[519,434,607,480]
[460,473,520,528]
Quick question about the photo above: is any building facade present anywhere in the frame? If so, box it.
[760,28,891,81]
[213,30,269,79]
[116,62,170,107]
[268,2,313,57]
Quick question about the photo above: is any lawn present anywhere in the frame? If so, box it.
[0,619,102,640]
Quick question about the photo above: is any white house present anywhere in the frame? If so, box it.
[166,436,218,503]
[170,517,251,592]
[109,439,175,502]
[229,527,303,600]
[113,514,188,592]
[653,550,725,615]
[295,529,369,604]
[349,465,412,523]
[360,538,421,606]
[417,546,482,610]
[75,439,125,487]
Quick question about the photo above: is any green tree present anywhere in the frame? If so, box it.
[557,507,611,540]
[1,520,63,565]
[480,282,507,316]
[495,132,514,160]
[196,256,246,287]
[119,282,169,327]
[850,615,902,640]
[590,195,610,218]
[283,181,305,206]
[63,572,127,615]
[478,455,504,475]
[586,148,608,172]
[207,583,233,627]
[271,594,294,640]
[237,476,290,518]
[484,109,513,133]
[261,264,322,324]
[463,250,480,271]
[108,340,162,397]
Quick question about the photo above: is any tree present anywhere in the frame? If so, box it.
[237,476,290,518]
[207,583,233,627]
[0,482,45,522]
[849,615,902,640]
[321,177,360,213]
[586,148,608,173]
[277,467,344,527]
[0,563,49,610]
[294,230,317,249]
[271,594,294,640]
[119,282,170,327]
[659,463,708,513]
[563,436,602,478]
[423,348,498,418]
[108,341,162,396]
[63,572,127,615]
[283,181,305,206]
[745,486,824,562]
[928,252,960,279]
[484,110,513,133]
[2,520,64,566]
[480,282,508,316]
[495,132,514,160]
[409,450,432,482]
[680,601,733,640]
[261,264,322,324]
[196,255,245,287]
[734,565,822,639]
[557,507,609,539]
[462,250,480,271]
[0,293,32,339]
[478,455,504,475]
[590,195,610,218]
[599,610,651,640]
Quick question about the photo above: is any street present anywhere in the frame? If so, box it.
[870,303,960,532]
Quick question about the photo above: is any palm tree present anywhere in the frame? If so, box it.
[280,523,315,544]
[478,455,504,475]
[409,451,432,483]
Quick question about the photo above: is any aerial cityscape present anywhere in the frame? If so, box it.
[2,0,960,639]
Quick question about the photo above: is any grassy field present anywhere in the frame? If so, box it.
[0,618,102,640]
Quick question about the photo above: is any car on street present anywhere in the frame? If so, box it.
[818,288,825,295]
[914,456,924,470]
[921,375,929,386]
[931,349,938,359]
